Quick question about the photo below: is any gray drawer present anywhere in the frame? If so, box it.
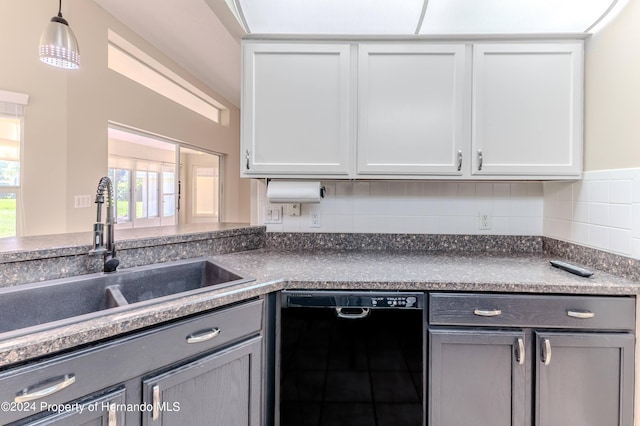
[0,298,263,424]
[429,293,635,330]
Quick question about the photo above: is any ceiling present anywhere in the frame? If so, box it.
[92,0,627,110]
[93,0,243,108]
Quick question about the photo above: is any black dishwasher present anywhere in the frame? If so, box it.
[279,291,425,426]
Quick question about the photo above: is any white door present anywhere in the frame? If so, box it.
[471,43,583,177]
[242,42,353,176]
[357,43,469,176]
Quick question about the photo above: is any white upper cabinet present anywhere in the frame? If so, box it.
[471,42,584,178]
[357,44,468,176]
[242,43,353,176]
[242,39,584,180]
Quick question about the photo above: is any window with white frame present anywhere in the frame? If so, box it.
[0,90,28,238]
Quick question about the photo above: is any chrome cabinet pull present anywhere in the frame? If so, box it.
[457,150,463,171]
[186,328,221,344]
[542,338,552,366]
[152,385,161,421]
[108,403,117,426]
[15,374,76,402]
[477,149,483,171]
[516,338,525,365]
[245,150,250,170]
[567,310,595,319]
[473,308,502,317]
[336,307,371,319]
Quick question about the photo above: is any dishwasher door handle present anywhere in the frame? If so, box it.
[335,307,371,319]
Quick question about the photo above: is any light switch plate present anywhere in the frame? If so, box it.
[264,206,283,224]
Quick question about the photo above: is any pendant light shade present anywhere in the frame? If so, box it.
[39,0,80,69]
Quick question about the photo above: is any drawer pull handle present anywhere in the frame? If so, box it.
[542,338,552,366]
[186,328,221,344]
[567,310,595,319]
[152,385,161,421]
[516,338,525,365]
[108,403,118,426]
[15,374,76,402]
[473,308,502,317]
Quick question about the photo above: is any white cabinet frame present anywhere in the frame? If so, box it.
[471,42,584,178]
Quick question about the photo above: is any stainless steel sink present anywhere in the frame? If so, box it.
[0,258,253,338]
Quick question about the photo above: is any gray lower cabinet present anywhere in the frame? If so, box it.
[428,329,527,426]
[141,337,262,426]
[535,332,634,426]
[428,293,635,426]
[0,298,264,426]
[12,388,126,426]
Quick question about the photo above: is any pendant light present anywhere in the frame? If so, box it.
[39,0,80,69]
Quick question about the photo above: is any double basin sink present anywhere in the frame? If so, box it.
[0,258,254,339]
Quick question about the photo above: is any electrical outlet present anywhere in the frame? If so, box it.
[310,212,321,228]
[478,212,491,230]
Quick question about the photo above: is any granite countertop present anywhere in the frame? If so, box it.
[1,246,638,368]
[211,249,640,295]
[0,223,261,263]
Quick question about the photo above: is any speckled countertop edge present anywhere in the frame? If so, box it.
[1,247,639,368]
[0,223,264,263]
[0,278,285,367]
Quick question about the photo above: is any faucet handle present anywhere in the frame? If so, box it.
[89,223,106,255]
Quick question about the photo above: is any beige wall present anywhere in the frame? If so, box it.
[584,0,640,171]
[0,0,248,236]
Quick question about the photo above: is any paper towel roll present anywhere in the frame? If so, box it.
[267,181,323,203]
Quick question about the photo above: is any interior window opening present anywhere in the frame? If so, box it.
[108,125,222,229]
[0,114,23,238]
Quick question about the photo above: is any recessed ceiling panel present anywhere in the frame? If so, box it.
[419,0,617,34]
[240,0,425,34]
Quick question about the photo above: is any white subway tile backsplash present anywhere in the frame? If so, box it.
[257,180,544,237]
[588,224,609,249]
[610,180,633,204]
[633,175,640,203]
[589,181,609,203]
[254,168,639,260]
[541,168,640,260]
[609,228,631,255]
[609,204,632,230]
[573,181,589,202]
[573,202,589,223]
[632,204,640,239]
[571,222,589,245]
[631,238,640,259]
[588,203,609,226]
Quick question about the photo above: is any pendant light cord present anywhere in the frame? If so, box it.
[58,0,63,17]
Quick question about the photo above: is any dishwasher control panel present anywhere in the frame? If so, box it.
[282,291,424,309]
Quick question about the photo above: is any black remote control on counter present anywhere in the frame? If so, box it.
[550,260,594,277]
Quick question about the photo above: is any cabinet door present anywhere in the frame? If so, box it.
[472,43,583,178]
[429,329,527,426]
[11,388,125,426]
[358,44,468,176]
[142,337,262,426]
[242,42,352,176]
[535,332,634,426]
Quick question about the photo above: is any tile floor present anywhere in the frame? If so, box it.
[280,308,423,426]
